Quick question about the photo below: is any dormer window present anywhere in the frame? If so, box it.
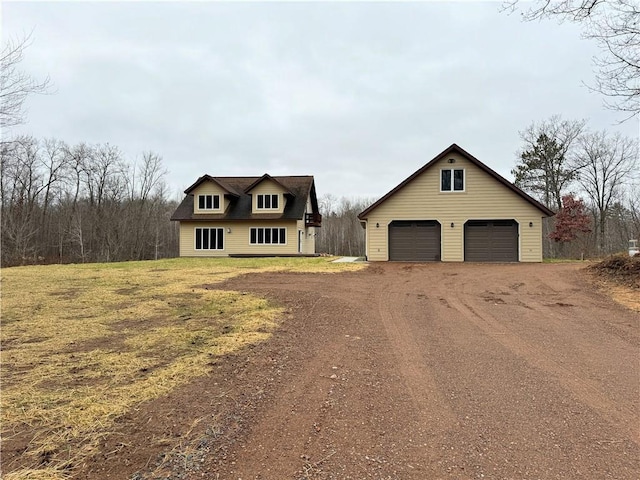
[257,194,279,209]
[198,194,220,210]
[441,169,464,192]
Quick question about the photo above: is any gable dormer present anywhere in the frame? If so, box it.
[183,175,240,214]
[245,174,295,214]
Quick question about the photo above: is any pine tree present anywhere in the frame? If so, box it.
[512,133,577,210]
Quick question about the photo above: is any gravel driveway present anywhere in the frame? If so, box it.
[84,263,639,480]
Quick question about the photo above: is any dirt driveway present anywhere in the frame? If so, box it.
[86,263,639,480]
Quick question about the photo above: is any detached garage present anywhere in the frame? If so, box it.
[358,144,555,262]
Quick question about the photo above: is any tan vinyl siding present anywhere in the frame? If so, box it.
[520,220,543,261]
[305,229,316,254]
[300,195,316,254]
[179,221,299,257]
[296,218,316,255]
[251,180,287,214]
[296,220,305,254]
[192,182,229,213]
[364,153,545,262]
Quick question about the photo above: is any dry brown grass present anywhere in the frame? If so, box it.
[592,281,640,312]
[1,257,363,479]
[588,254,640,312]
[609,286,640,312]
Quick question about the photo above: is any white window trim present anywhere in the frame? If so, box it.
[197,194,221,211]
[440,168,466,193]
[256,194,280,210]
[194,227,225,250]
[249,227,288,245]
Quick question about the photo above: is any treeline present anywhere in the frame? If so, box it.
[544,195,639,259]
[1,136,179,267]
[316,195,374,257]
[3,118,636,267]
[513,116,639,258]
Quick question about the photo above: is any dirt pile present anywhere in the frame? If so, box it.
[589,254,640,288]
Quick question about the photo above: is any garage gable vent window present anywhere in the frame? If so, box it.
[441,169,464,192]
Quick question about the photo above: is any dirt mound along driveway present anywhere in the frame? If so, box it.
[590,254,640,289]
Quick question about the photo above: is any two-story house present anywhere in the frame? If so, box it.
[171,174,322,257]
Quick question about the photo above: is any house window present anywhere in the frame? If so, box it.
[198,194,220,210]
[441,169,464,192]
[195,228,224,250]
[256,194,279,209]
[250,227,286,245]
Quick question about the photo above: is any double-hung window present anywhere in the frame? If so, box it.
[195,227,224,250]
[198,194,220,210]
[441,169,464,192]
[250,227,286,245]
[256,194,279,209]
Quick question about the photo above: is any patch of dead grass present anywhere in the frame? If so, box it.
[1,257,362,479]
[588,254,640,312]
[594,281,640,312]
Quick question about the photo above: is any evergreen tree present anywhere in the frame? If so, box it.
[512,133,577,210]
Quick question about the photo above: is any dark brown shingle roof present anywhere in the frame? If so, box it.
[171,175,318,222]
[183,175,241,197]
[244,174,295,196]
[358,144,555,219]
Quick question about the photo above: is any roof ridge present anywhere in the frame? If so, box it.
[212,174,313,179]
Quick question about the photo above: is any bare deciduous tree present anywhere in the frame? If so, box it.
[1,34,52,130]
[514,115,640,257]
[0,136,178,267]
[40,138,68,239]
[576,130,638,252]
[126,151,168,260]
[503,0,640,117]
[628,183,640,239]
[316,195,375,256]
[0,136,43,263]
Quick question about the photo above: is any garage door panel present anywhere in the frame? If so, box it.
[465,220,518,262]
[389,221,440,262]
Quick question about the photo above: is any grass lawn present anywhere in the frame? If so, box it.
[1,257,363,479]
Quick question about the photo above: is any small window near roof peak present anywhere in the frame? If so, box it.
[441,169,464,192]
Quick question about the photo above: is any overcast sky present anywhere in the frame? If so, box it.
[3,1,638,201]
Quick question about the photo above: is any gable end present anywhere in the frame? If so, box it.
[358,144,555,219]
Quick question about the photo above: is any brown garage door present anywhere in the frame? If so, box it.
[389,221,441,261]
[464,220,519,262]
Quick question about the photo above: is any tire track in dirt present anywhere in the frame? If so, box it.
[437,274,639,445]
[215,292,352,479]
[375,277,456,432]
